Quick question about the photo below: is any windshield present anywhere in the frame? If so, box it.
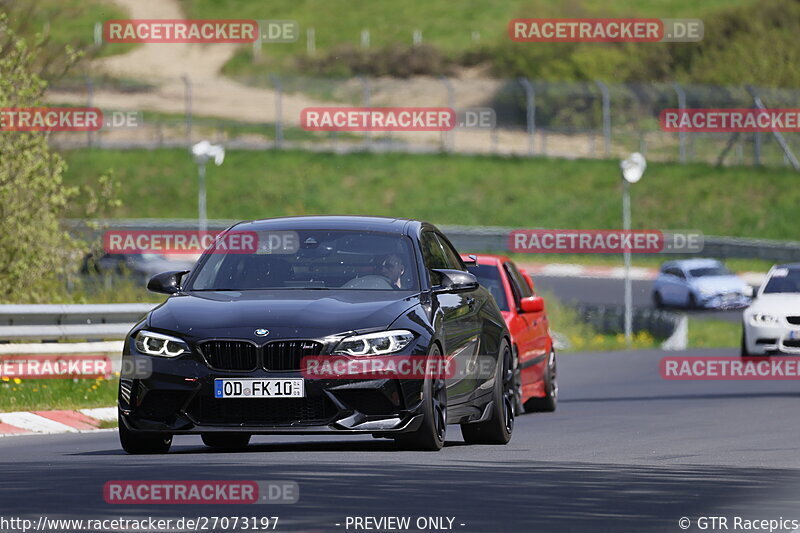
[763,268,800,294]
[187,230,419,291]
[467,264,509,311]
[689,266,731,277]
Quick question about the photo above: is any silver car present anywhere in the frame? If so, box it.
[652,258,752,309]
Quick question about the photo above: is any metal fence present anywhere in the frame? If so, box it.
[48,75,800,168]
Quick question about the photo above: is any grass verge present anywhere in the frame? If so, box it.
[0,376,117,413]
[61,149,800,242]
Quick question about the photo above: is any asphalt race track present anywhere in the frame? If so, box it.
[1,348,799,532]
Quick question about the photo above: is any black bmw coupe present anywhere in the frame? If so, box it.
[118,216,514,452]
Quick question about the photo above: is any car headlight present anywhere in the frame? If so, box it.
[698,287,716,297]
[749,313,778,326]
[333,330,415,356]
[134,330,189,357]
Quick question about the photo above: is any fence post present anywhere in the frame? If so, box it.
[594,80,611,157]
[360,29,370,49]
[306,27,316,56]
[357,76,372,150]
[439,75,455,152]
[85,75,94,148]
[181,75,192,146]
[252,30,262,61]
[518,78,535,156]
[413,29,422,46]
[270,74,283,148]
[672,82,687,163]
[747,85,800,170]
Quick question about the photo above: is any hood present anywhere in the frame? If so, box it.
[747,293,800,314]
[690,275,748,294]
[147,290,421,342]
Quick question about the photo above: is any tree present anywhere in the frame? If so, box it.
[0,15,116,302]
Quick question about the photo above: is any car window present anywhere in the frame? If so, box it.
[467,264,509,311]
[188,230,419,291]
[689,266,731,277]
[503,264,524,309]
[434,233,466,271]
[763,268,800,294]
[665,267,685,279]
[420,231,449,285]
[420,231,448,270]
[505,261,533,298]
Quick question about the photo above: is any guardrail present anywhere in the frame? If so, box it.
[0,304,155,341]
[68,219,800,263]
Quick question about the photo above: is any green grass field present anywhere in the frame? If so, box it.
[0,376,117,412]
[182,0,756,59]
[62,148,800,242]
[19,0,134,58]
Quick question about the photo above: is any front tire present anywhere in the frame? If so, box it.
[653,291,664,309]
[461,339,514,445]
[740,330,752,357]
[201,433,251,449]
[119,413,172,454]
[395,344,447,451]
[524,349,558,413]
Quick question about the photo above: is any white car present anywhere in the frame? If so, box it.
[741,264,800,356]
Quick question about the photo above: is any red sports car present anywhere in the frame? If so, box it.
[463,254,557,413]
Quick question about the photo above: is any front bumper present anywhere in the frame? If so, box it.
[744,322,800,355]
[119,352,428,435]
[697,292,751,309]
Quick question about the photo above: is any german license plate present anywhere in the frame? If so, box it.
[789,331,800,340]
[214,378,304,399]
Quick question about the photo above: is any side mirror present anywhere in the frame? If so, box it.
[147,270,189,294]
[431,269,479,292]
[461,254,478,266]
[520,295,545,313]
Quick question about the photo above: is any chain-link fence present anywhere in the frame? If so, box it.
[47,74,800,168]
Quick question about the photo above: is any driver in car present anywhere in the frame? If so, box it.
[377,254,406,289]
